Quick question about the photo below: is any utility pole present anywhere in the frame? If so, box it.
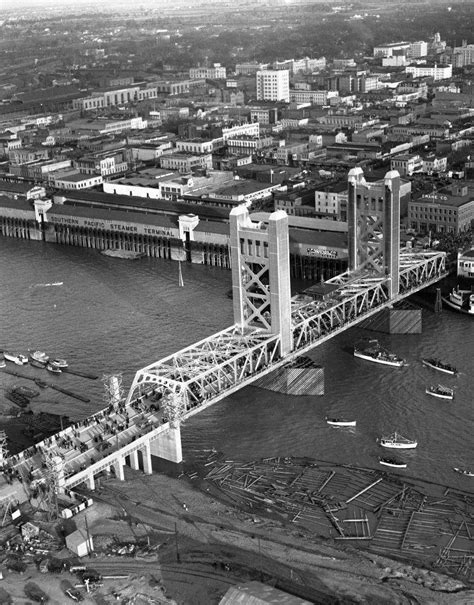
[174,522,180,563]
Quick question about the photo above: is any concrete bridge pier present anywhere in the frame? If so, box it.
[129,449,140,471]
[114,457,125,481]
[150,425,182,464]
[142,442,153,475]
[86,474,95,491]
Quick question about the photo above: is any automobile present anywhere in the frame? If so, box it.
[60,580,83,602]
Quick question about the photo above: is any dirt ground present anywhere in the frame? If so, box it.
[0,467,473,604]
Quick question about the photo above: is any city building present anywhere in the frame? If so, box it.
[452,43,474,67]
[408,190,474,234]
[405,64,452,81]
[373,42,411,58]
[159,153,213,174]
[390,153,423,177]
[256,70,290,103]
[52,172,103,190]
[314,182,348,221]
[189,64,227,79]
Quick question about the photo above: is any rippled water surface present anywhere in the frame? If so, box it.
[1,237,472,490]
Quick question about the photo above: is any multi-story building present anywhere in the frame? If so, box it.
[226,135,274,156]
[250,107,279,125]
[408,41,428,58]
[390,153,423,176]
[52,172,103,190]
[314,182,348,221]
[160,153,213,174]
[256,70,290,103]
[175,139,214,155]
[405,64,452,81]
[222,123,260,141]
[75,150,128,177]
[373,42,411,58]
[408,190,474,234]
[235,62,269,76]
[421,154,448,175]
[453,43,474,67]
[289,90,339,105]
[189,64,226,79]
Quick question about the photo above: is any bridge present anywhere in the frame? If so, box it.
[1,169,447,509]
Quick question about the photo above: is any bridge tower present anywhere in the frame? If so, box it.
[230,207,292,356]
[347,168,401,298]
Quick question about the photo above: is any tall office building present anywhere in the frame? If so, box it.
[256,70,290,103]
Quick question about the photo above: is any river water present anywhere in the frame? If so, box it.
[0,237,472,490]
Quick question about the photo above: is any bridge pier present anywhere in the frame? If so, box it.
[114,457,125,481]
[86,474,95,491]
[150,425,182,464]
[129,450,140,471]
[142,442,153,475]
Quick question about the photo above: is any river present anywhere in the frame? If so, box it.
[0,236,472,490]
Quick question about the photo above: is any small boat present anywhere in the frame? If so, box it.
[379,457,407,469]
[34,378,48,389]
[326,417,357,427]
[46,362,62,374]
[425,384,454,400]
[0,358,5,368]
[354,340,406,368]
[453,467,474,477]
[442,286,474,315]
[3,351,28,365]
[29,350,49,364]
[51,358,68,369]
[379,431,417,449]
[421,358,458,376]
[30,359,47,369]
[5,391,30,408]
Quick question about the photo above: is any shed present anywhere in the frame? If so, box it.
[65,528,93,558]
[218,581,312,605]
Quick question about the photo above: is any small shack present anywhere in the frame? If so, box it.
[65,528,93,558]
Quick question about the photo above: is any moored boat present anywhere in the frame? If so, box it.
[3,351,28,365]
[379,431,417,449]
[29,350,49,364]
[453,467,474,477]
[379,457,407,469]
[51,358,68,369]
[421,358,458,376]
[0,357,5,368]
[46,362,62,374]
[425,384,454,400]
[30,359,47,369]
[442,286,474,315]
[354,340,406,368]
[326,417,357,427]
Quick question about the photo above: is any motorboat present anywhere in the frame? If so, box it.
[354,340,406,368]
[46,362,62,374]
[30,359,47,369]
[442,286,474,315]
[379,457,407,469]
[453,467,474,477]
[326,417,356,427]
[29,350,49,364]
[379,432,417,449]
[51,358,68,369]
[0,357,5,368]
[3,351,28,365]
[425,384,454,400]
[421,358,458,376]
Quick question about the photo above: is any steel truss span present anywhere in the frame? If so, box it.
[127,250,447,422]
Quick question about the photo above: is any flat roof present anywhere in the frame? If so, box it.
[56,173,100,183]
[60,190,232,222]
[415,194,473,208]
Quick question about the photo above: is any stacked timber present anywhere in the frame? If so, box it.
[254,356,324,395]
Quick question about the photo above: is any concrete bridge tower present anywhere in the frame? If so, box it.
[230,207,292,356]
[347,168,401,298]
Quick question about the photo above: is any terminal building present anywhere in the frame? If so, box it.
[0,178,349,280]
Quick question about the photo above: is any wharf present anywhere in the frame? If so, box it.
[191,454,473,584]
[1,368,90,403]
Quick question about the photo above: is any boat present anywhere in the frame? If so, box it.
[379,432,418,449]
[326,417,357,427]
[442,286,474,315]
[30,359,47,369]
[425,384,454,400]
[3,351,28,365]
[421,358,458,376]
[354,340,406,368]
[5,391,29,408]
[34,378,48,389]
[51,358,68,369]
[379,457,407,469]
[453,467,474,477]
[29,350,49,364]
[46,362,62,374]
[0,358,5,368]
